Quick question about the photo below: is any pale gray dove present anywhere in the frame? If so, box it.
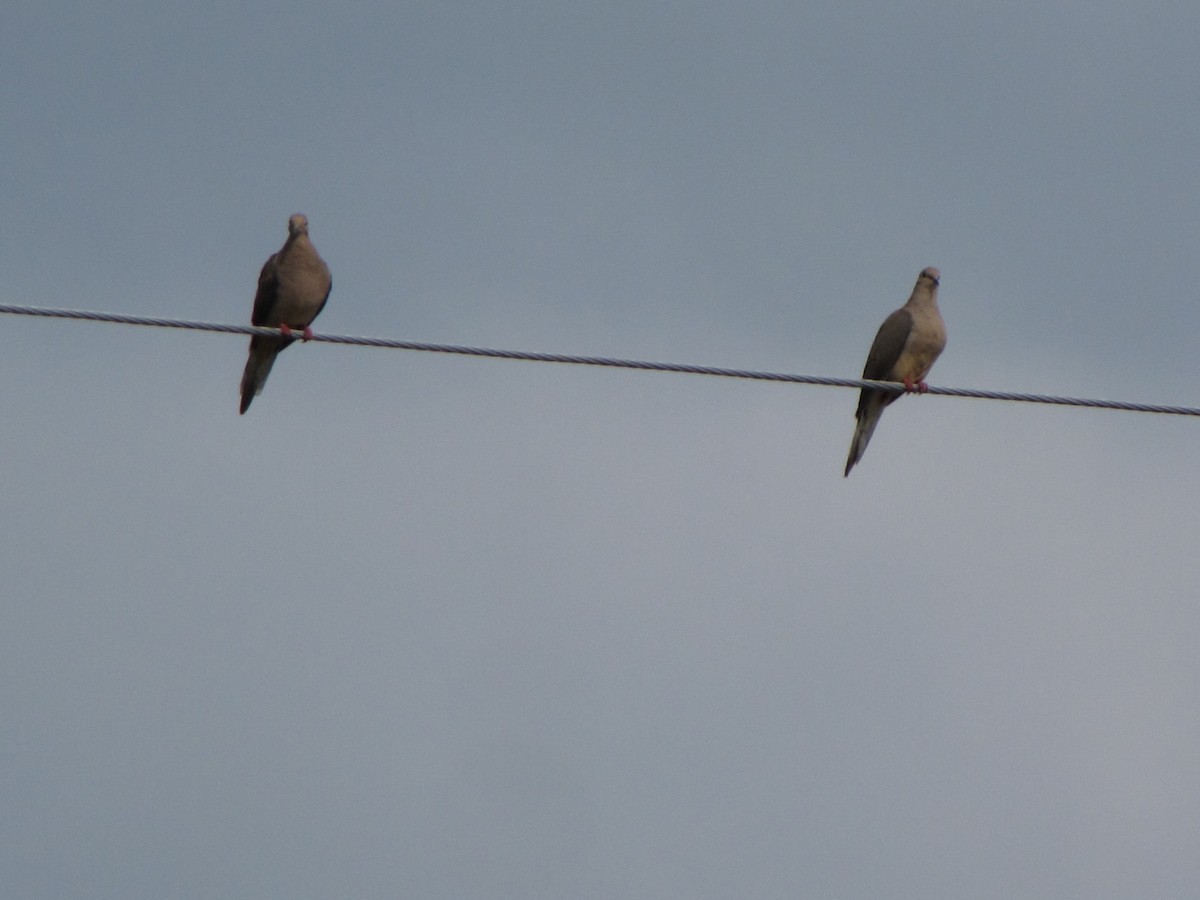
[239,214,332,414]
[844,267,946,476]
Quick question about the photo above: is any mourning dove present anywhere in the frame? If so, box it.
[239,214,332,414]
[844,267,946,476]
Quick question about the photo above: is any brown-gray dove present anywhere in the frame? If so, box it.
[844,267,946,476]
[239,214,332,414]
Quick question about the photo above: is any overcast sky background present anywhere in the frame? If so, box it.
[3,3,1199,898]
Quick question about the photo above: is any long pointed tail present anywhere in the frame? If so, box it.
[239,335,291,414]
[844,393,887,477]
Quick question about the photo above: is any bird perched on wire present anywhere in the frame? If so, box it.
[844,267,946,476]
[239,213,332,414]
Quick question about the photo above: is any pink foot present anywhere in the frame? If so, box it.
[278,323,294,338]
[902,377,929,394]
[301,326,314,342]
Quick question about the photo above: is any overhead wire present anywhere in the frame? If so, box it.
[1,302,1197,417]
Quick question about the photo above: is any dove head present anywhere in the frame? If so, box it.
[919,267,940,287]
[287,214,310,237]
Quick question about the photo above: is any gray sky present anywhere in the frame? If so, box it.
[3,3,1199,898]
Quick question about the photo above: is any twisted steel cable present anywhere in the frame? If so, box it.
[2,303,1197,417]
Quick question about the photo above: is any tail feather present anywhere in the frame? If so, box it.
[844,391,889,477]
[239,335,291,414]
